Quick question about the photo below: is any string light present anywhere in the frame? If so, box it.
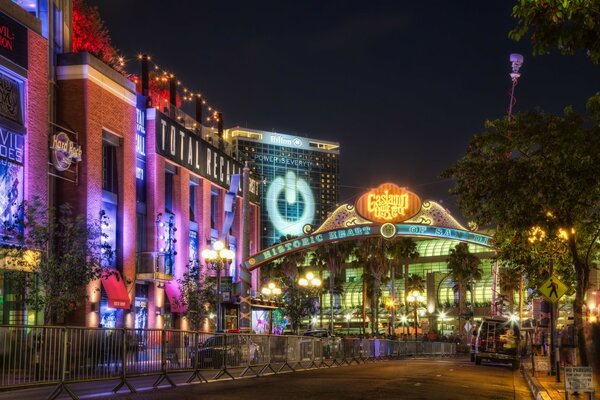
[132,52,222,124]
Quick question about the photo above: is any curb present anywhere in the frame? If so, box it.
[521,367,552,400]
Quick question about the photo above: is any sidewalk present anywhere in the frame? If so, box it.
[522,360,599,400]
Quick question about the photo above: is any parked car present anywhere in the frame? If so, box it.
[189,335,260,369]
[302,330,333,338]
[474,316,521,369]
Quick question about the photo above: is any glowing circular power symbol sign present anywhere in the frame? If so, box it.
[266,171,315,236]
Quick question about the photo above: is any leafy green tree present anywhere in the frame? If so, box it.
[0,198,111,325]
[174,261,216,331]
[446,243,482,337]
[443,102,600,365]
[263,236,308,334]
[510,0,600,64]
[310,241,354,333]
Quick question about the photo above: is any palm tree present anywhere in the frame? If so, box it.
[406,273,425,293]
[386,237,420,305]
[499,266,521,313]
[447,243,482,338]
[353,237,388,334]
[310,241,354,334]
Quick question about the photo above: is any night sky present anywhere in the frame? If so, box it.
[89,0,600,217]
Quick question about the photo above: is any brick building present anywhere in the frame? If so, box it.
[0,0,261,330]
[0,2,49,325]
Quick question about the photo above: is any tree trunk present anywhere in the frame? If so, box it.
[329,267,334,334]
[458,282,465,338]
[574,259,590,366]
[373,278,380,334]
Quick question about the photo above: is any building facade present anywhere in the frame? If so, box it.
[0,1,262,330]
[226,127,340,249]
[55,53,261,329]
[0,2,49,325]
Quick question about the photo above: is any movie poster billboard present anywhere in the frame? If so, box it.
[0,127,23,242]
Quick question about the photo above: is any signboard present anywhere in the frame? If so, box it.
[0,12,28,70]
[135,94,147,203]
[0,127,23,243]
[538,275,569,303]
[356,183,421,223]
[244,223,492,269]
[0,71,23,125]
[564,367,594,393]
[533,355,550,373]
[266,170,315,236]
[155,113,259,203]
[50,132,82,171]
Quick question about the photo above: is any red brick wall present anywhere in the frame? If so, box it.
[24,30,48,205]
[57,61,136,327]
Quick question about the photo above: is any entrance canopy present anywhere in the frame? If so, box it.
[244,183,493,270]
[165,282,186,313]
[101,271,131,309]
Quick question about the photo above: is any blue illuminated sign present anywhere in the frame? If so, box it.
[244,223,492,270]
[136,95,146,203]
[266,170,315,237]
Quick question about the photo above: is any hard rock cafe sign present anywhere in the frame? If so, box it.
[355,183,421,223]
[50,132,82,171]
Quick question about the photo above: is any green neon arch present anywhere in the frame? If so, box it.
[244,222,493,270]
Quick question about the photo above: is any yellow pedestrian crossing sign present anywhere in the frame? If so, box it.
[538,276,568,303]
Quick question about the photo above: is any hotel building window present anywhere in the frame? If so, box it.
[165,170,174,213]
[226,127,340,248]
[102,141,118,194]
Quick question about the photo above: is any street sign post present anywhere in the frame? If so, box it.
[564,366,594,400]
[538,275,568,303]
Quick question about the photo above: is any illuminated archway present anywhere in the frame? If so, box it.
[244,183,493,270]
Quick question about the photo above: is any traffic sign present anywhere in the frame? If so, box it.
[538,275,568,303]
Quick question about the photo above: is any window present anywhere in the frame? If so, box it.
[102,143,118,193]
[210,187,218,229]
[136,213,146,254]
[189,183,197,221]
[165,171,173,213]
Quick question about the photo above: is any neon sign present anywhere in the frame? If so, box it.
[244,223,492,270]
[356,183,421,223]
[50,132,82,171]
[266,170,315,236]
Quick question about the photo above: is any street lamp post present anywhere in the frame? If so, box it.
[345,313,352,336]
[400,315,408,338]
[261,281,282,298]
[386,299,395,337]
[201,240,234,332]
[439,311,447,336]
[406,290,424,340]
[260,281,282,334]
[298,272,322,330]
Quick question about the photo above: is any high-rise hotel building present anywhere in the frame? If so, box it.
[226,127,340,248]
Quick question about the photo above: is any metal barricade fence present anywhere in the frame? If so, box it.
[0,325,457,394]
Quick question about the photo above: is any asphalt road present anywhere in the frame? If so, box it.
[0,357,533,400]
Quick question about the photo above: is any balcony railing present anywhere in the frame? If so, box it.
[136,252,173,282]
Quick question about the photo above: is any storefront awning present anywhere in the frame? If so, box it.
[164,283,186,313]
[101,271,131,309]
